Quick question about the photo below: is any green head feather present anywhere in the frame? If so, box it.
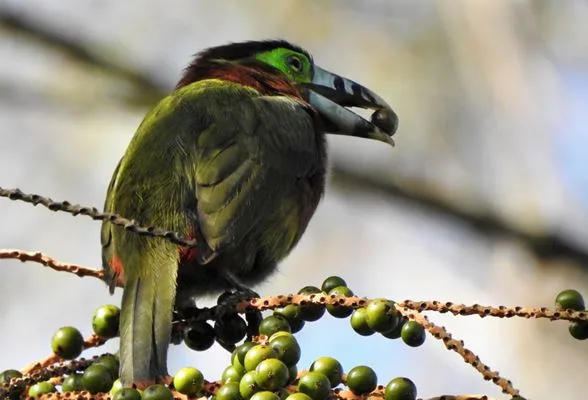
[255,47,313,83]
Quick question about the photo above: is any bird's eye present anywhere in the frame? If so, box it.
[288,56,303,72]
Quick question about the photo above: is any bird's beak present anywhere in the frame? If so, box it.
[302,65,398,146]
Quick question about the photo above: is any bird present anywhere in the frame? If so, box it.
[100,39,398,388]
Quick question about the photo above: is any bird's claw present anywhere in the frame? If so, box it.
[216,288,259,315]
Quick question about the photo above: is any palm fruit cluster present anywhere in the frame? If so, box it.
[0,276,422,400]
[9,278,584,399]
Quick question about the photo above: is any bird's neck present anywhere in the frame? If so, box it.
[176,61,303,99]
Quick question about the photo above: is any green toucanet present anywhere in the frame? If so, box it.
[101,40,398,387]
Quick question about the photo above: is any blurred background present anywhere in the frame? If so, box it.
[1,1,587,398]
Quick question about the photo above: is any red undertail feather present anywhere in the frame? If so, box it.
[178,232,199,264]
[109,255,125,286]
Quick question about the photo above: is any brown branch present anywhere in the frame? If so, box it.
[0,187,197,248]
[22,335,108,375]
[400,299,588,322]
[1,356,101,399]
[397,306,519,397]
[33,388,497,400]
[239,294,588,323]
[0,249,103,280]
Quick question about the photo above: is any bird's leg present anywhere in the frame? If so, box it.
[216,269,260,311]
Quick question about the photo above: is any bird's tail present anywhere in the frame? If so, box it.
[119,255,177,387]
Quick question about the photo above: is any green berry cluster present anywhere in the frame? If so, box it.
[317,276,426,347]
[217,328,417,400]
[555,289,588,340]
[0,276,424,399]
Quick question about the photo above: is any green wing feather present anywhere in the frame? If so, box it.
[101,79,319,386]
[195,89,319,259]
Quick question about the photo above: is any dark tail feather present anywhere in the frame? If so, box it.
[119,260,177,387]
[151,260,177,379]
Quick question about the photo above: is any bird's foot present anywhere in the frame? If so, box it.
[216,287,259,317]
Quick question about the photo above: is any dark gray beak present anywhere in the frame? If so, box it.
[303,65,398,146]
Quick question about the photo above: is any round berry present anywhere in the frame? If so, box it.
[326,286,354,318]
[239,370,261,400]
[28,382,56,398]
[297,371,331,400]
[0,369,21,384]
[569,321,588,340]
[346,365,377,395]
[274,304,305,333]
[250,391,280,400]
[94,354,119,379]
[255,359,289,390]
[259,315,291,337]
[244,344,278,372]
[366,299,400,333]
[113,388,142,400]
[269,332,301,367]
[384,377,417,400]
[555,289,585,311]
[298,286,326,321]
[51,326,84,359]
[62,373,84,392]
[288,364,298,384]
[82,364,114,394]
[350,308,375,336]
[381,317,407,339]
[309,356,343,388]
[286,394,313,400]
[235,341,256,365]
[184,321,215,351]
[142,384,173,400]
[217,382,242,400]
[401,321,426,347]
[222,365,244,383]
[321,276,347,294]
[92,304,120,338]
[174,367,204,396]
[110,379,123,395]
[215,314,247,344]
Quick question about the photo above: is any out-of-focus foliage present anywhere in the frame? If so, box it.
[0,1,587,399]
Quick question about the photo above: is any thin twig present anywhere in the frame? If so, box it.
[22,335,108,375]
[0,187,196,247]
[401,299,588,322]
[1,356,102,399]
[397,305,519,397]
[0,249,104,280]
[3,249,586,326]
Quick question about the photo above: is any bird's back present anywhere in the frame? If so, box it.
[102,79,326,294]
